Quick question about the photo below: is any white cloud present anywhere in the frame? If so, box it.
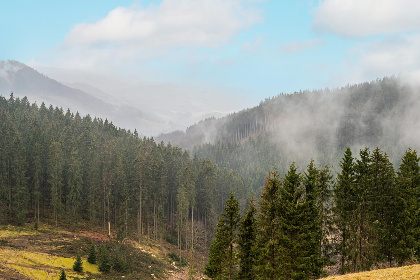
[313,0,420,37]
[279,39,321,53]
[330,34,420,87]
[64,0,262,49]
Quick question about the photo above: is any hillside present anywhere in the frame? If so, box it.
[157,77,420,191]
[0,223,199,280]
[0,60,166,135]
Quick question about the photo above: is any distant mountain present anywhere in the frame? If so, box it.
[0,60,168,135]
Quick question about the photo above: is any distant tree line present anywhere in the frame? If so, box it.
[206,147,420,279]
[0,93,248,254]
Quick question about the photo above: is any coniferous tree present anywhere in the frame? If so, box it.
[73,254,83,272]
[67,148,83,225]
[369,148,397,266]
[205,192,240,280]
[48,141,64,227]
[279,162,318,280]
[395,149,420,264]
[354,148,374,272]
[318,165,334,268]
[99,247,111,273]
[302,160,324,278]
[87,244,97,264]
[238,198,257,280]
[254,169,282,280]
[333,148,355,274]
[59,269,67,280]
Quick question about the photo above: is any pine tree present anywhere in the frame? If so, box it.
[279,162,318,280]
[254,169,282,280]
[205,192,240,280]
[238,198,257,280]
[395,149,420,264]
[369,148,397,266]
[59,269,67,280]
[87,244,97,264]
[318,166,334,268]
[353,148,374,272]
[48,141,64,227]
[99,247,111,273]
[333,148,355,274]
[73,254,83,272]
[302,160,324,278]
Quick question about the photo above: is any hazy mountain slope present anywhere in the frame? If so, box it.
[0,60,167,135]
[157,77,420,191]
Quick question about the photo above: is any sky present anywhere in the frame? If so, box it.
[2,0,420,112]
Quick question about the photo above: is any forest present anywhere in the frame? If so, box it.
[206,147,420,280]
[158,77,420,196]
[0,93,248,259]
[1,75,420,279]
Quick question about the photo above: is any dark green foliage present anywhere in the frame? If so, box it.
[254,169,282,279]
[59,269,67,280]
[237,198,257,280]
[73,254,83,272]
[205,192,240,280]
[395,149,420,264]
[112,253,128,273]
[98,248,111,273]
[87,244,97,264]
[0,95,247,253]
[333,148,355,274]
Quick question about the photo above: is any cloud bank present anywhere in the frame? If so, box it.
[64,0,262,49]
[313,0,420,37]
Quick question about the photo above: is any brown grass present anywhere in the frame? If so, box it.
[322,265,420,280]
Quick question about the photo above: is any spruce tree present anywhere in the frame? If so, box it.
[59,269,67,280]
[99,247,111,273]
[302,160,324,278]
[369,148,397,266]
[73,254,83,272]
[254,169,282,280]
[354,148,374,272]
[87,244,97,264]
[238,198,257,280]
[279,162,318,280]
[333,148,355,274]
[395,149,420,264]
[205,192,240,280]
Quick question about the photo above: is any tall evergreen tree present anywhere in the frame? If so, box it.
[353,148,374,272]
[48,141,64,227]
[302,160,324,278]
[369,148,397,266]
[238,198,257,280]
[395,149,420,264]
[254,169,282,280]
[205,192,240,280]
[333,148,355,274]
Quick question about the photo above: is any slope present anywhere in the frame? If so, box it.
[0,60,166,135]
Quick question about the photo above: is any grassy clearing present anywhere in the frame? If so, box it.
[0,224,175,279]
[0,247,100,279]
[322,265,420,280]
[0,225,39,238]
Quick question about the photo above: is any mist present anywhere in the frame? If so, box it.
[160,76,420,192]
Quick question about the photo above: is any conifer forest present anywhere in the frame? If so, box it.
[1,83,420,279]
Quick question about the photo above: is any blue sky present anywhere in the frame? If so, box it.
[2,0,420,108]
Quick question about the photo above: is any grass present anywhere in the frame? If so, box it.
[0,247,100,279]
[322,265,420,280]
[0,223,174,279]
